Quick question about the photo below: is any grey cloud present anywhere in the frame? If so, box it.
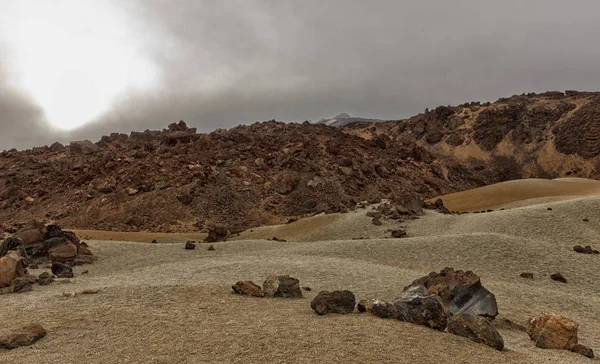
[2,0,600,149]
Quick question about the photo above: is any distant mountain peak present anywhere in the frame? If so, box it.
[333,112,352,119]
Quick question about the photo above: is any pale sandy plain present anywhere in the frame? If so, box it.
[2,178,600,363]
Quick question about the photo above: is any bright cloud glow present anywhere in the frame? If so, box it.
[0,0,158,130]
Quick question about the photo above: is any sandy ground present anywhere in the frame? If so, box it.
[2,195,600,363]
[431,177,600,212]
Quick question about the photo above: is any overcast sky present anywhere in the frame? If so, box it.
[1,0,600,149]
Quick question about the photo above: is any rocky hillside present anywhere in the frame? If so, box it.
[0,121,481,233]
[1,90,598,233]
[344,90,600,180]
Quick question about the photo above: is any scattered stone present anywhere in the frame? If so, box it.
[404,267,498,318]
[573,245,597,254]
[371,217,382,226]
[151,239,158,244]
[184,241,196,250]
[38,277,54,286]
[447,314,504,351]
[302,286,312,292]
[311,290,356,315]
[38,272,52,279]
[272,237,287,242]
[528,312,578,350]
[62,292,76,298]
[583,218,589,222]
[569,343,594,359]
[231,281,264,297]
[391,229,407,238]
[0,324,46,349]
[366,211,382,219]
[356,299,374,313]
[81,289,100,294]
[262,275,302,298]
[51,262,74,278]
[520,272,534,279]
[207,245,215,251]
[10,276,32,293]
[393,285,449,331]
[547,207,553,211]
[81,270,89,274]
[550,273,567,283]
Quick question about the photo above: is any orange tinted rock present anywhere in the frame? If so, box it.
[49,243,78,263]
[0,251,27,288]
[0,324,46,349]
[528,312,578,350]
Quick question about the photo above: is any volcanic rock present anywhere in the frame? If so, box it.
[10,276,32,293]
[447,314,504,350]
[311,290,356,315]
[51,262,73,278]
[263,275,302,298]
[232,281,264,297]
[371,300,399,319]
[404,267,498,318]
[393,285,449,331]
[550,273,567,283]
[357,299,374,313]
[184,241,196,250]
[573,245,596,254]
[528,312,578,350]
[520,272,534,279]
[0,237,23,257]
[49,242,78,263]
[0,251,27,288]
[0,324,46,349]
[569,344,594,359]
[371,217,382,226]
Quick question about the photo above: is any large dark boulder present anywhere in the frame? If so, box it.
[311,290,356,315]
[447,314,504,351]
[404,267,498,318]
[393,286,449,331]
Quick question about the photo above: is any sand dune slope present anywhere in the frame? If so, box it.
[431,178,600,212]
[2,196,600,363]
